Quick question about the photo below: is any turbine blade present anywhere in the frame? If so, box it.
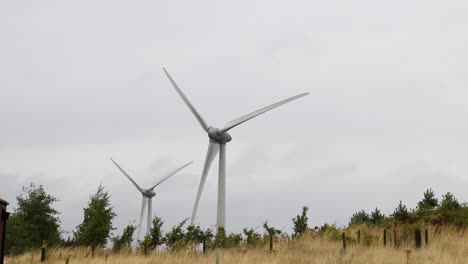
[191,141,219,225]
[163,68,210,132]
[137,197,147,242]
[149,161,194,190]
[220,92,309,133]
[109,157,143,192]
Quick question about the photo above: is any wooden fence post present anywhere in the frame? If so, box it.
[357,230,361,244]
[202,238,206,254]
[40,241,46,262]
[414,229,422,249]
[383,229,387,247]
[144,241,148,255]
[342,233,346,253]
[424,228,429,247]
[269,234,273,253]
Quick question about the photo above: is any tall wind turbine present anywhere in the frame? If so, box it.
[163,68,308,228]
[110,157,193,240]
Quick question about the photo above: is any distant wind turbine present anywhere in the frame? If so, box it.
[110,157,193,241]
[163,68,308,229]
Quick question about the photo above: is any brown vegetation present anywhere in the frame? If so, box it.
[5,226,467,264]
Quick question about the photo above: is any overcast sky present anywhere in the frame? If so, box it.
[1,0,468,238]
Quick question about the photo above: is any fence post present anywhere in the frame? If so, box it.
[383,229,387,247]
[424,228,429,247]
[357,230,361,244]
[342,233,346,253]
[414,229,422,249]
[269,234,273,253]
[144,241,147,255]
[202,238,206,254]
[41,241,46,262]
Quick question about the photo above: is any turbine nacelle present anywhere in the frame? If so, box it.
[142,189,156,198]
[208,127,232,144]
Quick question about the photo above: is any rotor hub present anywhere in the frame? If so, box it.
[142,189,156,198]
[208,127,232,144]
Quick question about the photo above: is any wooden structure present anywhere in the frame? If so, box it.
[0,198,9,264]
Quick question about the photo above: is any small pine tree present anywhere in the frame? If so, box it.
[292,206,309,238]
[184,224,206,251]
[263,222,281,252]
[417,189,438,211]
[214,226,228,248]
[75,185,116,253]
[112,223,137,252]
[164,218,188,250]
[392,201,410,223]
[263,222,281,236]
[242,228,261,246]
[226,232,242,248]
[199,228,214,252]
[349,210,370,226]
[149,216,165,250]
[370,208,385,224]
[439,192,460,211]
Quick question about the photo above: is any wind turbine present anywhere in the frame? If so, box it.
[163,68,308,228]
[110,157,193,240]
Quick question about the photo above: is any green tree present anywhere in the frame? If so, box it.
[213,226,228,248]
[417,189,438,211]
[439,192,460,211]
[370,208,385,224]
[292,206,309,238]
[226,232,242,247]
[149,216,165,249]
[165,218,188,250]
[349,210,370,226]
[199,228,214,252]
[392,201,410,223]
[112,223,137,252]
[184,224,202,243]
[242,228,261,246]
[75,185,116,253]
[138,235,152,253]
[263,222,281,252]
[5,183,61,254]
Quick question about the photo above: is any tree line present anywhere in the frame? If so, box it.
[348,189,468,227]
[5,183,309,255]
[5,184,467,255]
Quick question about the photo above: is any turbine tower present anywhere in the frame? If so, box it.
[110,157,193,240]
[163,68,308,228]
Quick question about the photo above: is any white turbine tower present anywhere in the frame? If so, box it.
[163,68,308,229]
[110,157,193,241]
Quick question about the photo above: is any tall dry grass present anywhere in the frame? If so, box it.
[5,226,468,263]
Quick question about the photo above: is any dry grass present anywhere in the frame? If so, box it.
[5,226,468,264]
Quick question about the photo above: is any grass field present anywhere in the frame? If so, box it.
[5,226,468,264]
